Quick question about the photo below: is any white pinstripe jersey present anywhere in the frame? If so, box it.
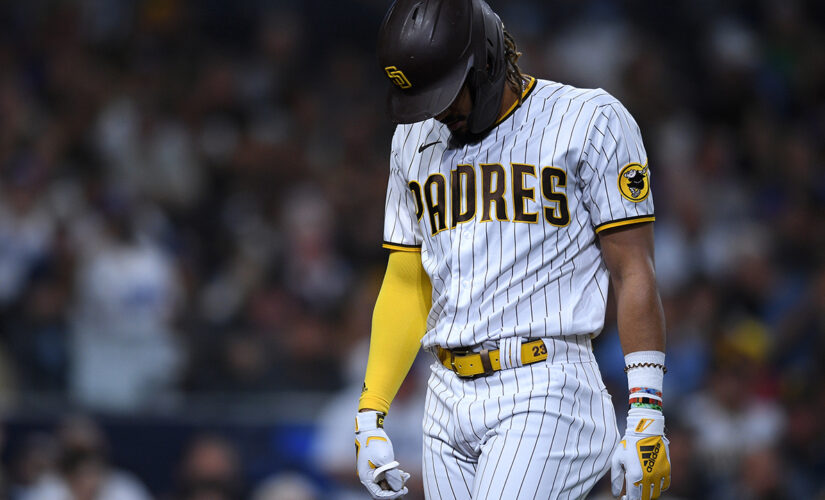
[383,77,654,350]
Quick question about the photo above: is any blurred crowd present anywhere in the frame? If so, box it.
[0,0,823,498]
[3,414,322,500]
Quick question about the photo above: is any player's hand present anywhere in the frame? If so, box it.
[355,410,410,499]
[610,408,671,500]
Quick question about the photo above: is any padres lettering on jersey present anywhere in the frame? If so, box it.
[383,77,654,349]
[407,162,572,234]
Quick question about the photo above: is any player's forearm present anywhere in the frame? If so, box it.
[359,251,431,414]
[612,264,666,354]
[599,223,665,354]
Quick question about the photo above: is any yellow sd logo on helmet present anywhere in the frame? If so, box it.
[618,162,650,202]
[384,66,412,89]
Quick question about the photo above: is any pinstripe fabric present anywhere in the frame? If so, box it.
[382,79,654,351]
[383,79,649,498]
[422,340,619,499]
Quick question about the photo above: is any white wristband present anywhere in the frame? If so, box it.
[624,350,665,392]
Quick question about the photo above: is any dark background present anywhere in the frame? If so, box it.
[0,0,823,499]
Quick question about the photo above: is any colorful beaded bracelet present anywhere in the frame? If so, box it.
[629,387,663,398]
[629,396,663,412]
[629,401,663,411]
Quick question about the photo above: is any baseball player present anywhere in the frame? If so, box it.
[355,1,671,499]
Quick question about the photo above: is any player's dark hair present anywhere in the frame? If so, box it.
[503,28,525,105]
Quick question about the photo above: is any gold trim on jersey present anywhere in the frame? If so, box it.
[383,242,422,252]
[494,76,537,126]
[594,215,655,233]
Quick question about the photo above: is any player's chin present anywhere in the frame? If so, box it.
[449,127,482,146]
[446,118,467,132]
[437,116,472,144]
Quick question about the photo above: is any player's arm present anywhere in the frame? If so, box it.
[359,249,431,413]
[355,249,430,499]
[599,222,664,354]
[600,221,670,500]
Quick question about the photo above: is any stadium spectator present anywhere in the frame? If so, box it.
[251,472,319,500]
[70,191,183,411]
[171,434,242,500]
[20,416,151,500]
[7,432,59,500]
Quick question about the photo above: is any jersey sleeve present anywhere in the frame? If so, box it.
[383,128,424,251]
[580,101,655,233]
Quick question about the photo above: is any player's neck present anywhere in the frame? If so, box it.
[496,84,519,122]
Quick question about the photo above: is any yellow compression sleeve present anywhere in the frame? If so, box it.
[359,250,431,414]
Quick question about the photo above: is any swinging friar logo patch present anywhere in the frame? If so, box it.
[618,163,650,202]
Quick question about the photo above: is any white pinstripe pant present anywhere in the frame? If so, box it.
[422,337,619,500]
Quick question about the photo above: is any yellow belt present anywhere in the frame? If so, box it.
[437,339,548,378]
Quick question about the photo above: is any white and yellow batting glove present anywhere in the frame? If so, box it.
[611,408,671,500]
[355,410,410,499]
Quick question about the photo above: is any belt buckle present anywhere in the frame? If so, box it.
[449,352,457,372]
[479,348,494,376]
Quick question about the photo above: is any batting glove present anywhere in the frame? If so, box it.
[355,410,410,499]
[611,408,671,500]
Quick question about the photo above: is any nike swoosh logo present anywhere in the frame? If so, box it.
[418,140,441,153]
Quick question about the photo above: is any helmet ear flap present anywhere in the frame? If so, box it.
[486,37,497,72]
[465,67,483,101]
[465,0,507,135]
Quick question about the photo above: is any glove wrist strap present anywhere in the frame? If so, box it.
[355,410,385,432]
[626,407,666,434]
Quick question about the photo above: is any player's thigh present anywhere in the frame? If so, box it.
[422,432,475,500]
[472,361,619,500]
[421,366,476,500]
